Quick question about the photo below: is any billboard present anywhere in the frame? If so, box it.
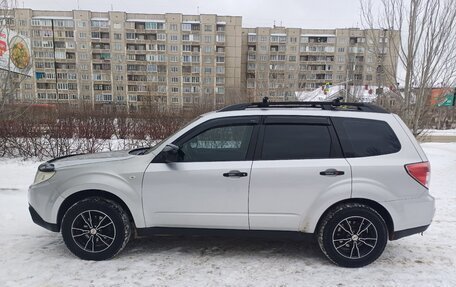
[437,94,455,107]
[0,28,33,77]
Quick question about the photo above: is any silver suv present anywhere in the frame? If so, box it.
[28,99,435,267]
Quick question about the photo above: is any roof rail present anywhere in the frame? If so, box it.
[218,97,389,114]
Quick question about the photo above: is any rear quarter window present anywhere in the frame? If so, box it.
[332,117,401,157]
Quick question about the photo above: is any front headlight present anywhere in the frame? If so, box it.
[34,171,55,184]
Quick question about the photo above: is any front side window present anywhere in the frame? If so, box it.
[179,125,254,162]
[261,124,332,160]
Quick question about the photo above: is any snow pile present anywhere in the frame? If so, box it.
[295,85,345,102]
[295,85,397,103]
[0,143,456,286]
[423,129,456,136]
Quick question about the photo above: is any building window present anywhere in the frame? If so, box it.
[215,87,225,94]
[204,35,212,43]
[182,23,192,31]
[91,20,109,28]
[145,22,165,30]
[216,34,225,42]
[170,24,178,31]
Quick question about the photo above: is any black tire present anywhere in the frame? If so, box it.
[317,203,388,268]
[61,197,131,261]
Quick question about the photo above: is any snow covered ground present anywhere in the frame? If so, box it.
[424,129,456,136]
[0,143,455,286]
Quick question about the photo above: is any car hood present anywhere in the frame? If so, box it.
[48,150,135,169]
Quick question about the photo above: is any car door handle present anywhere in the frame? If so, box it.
[223,170,248,177]
[319,169,345,176]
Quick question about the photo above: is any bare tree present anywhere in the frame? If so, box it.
[361,0,456,135]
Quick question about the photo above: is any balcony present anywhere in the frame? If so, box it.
[93,63,111,71]
[91,43,111,50]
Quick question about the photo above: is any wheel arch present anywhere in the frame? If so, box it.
[315,198,395,240]
[57,189,136,232]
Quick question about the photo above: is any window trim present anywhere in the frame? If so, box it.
[254,116,343,161]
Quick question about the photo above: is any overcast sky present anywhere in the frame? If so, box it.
[20,0,364,29]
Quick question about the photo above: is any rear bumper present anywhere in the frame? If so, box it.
[390,224,429,240]
[383,193,435,232]
[29,205,59,232]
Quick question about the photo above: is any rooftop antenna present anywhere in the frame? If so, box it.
[111,4,114,11]
[77,0,80,9]
[273,20,276,28]
[197,6,200,14]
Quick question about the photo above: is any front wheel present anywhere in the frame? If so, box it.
[317,203,388,267]
[61,197,131,261]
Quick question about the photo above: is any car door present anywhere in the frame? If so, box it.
[249,115,352,231]
[142,116,260,230]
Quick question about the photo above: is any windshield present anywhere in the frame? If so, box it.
[143,115,202,154]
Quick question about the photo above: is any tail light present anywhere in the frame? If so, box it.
[405,162,430,189]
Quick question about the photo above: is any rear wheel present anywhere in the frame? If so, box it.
[317,203,388,267]
[61,197,131,260]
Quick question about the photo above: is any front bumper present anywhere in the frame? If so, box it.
[29,205,59,232]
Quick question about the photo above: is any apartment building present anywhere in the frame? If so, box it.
[11,8,242,110]
[8,8,398,108]
[241,27,400,102]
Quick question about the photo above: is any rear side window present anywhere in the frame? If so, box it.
[261,124,332,160]
[332,117,401,158]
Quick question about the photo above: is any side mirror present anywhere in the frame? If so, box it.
[161,144,180,163]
